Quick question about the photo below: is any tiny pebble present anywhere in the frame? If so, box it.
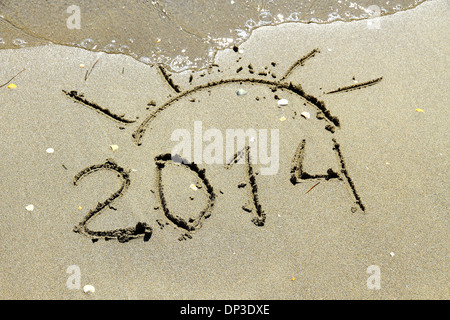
[300,111,310,119]
[79,64,85,68]
[390,252,395,257]
[83,284,95,294]
[189,184,198,191]
[110,144,119,151]
[279,116,286,122]
[277,98,288,106]
[25,204,34,211]
[236,88,247,96]
[46,148,54,154]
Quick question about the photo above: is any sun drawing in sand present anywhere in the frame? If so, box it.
[64,48,382,243]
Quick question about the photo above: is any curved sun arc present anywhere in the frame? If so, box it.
[133,78,340,145]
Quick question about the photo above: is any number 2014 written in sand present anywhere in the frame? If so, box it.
[66,49,380,243]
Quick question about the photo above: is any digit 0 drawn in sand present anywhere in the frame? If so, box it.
[154,153,216,237]
[64,48,382,242]
[73,159,152,242]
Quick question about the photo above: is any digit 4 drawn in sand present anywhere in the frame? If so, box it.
[65,48,381,242]
[290,138,366,212]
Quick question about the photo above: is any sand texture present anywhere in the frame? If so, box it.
[0,0,448,299]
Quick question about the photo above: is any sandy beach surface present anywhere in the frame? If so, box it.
[0,0,448,299]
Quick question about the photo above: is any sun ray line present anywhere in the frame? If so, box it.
[326,77,383,94]
[158,65,181,93]
[280,48,320,81]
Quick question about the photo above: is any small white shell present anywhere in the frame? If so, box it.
[25,204,34,211]
[300,111,310,119]
[46,148,54,154]
[83,284,95,294]
[277,99,289,106]
[189,184,198,191]
[236,88,247,96]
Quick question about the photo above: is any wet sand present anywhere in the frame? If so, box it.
[0,0,448,299]
[0,0,427,71]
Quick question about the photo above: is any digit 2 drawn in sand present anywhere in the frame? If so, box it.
[65,48,381,242]
[73,159,152,243]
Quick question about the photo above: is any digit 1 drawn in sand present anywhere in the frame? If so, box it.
[154,153,216,234]
[243,146,266,226]
[290,139,366,212]
[73,159,152,242]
